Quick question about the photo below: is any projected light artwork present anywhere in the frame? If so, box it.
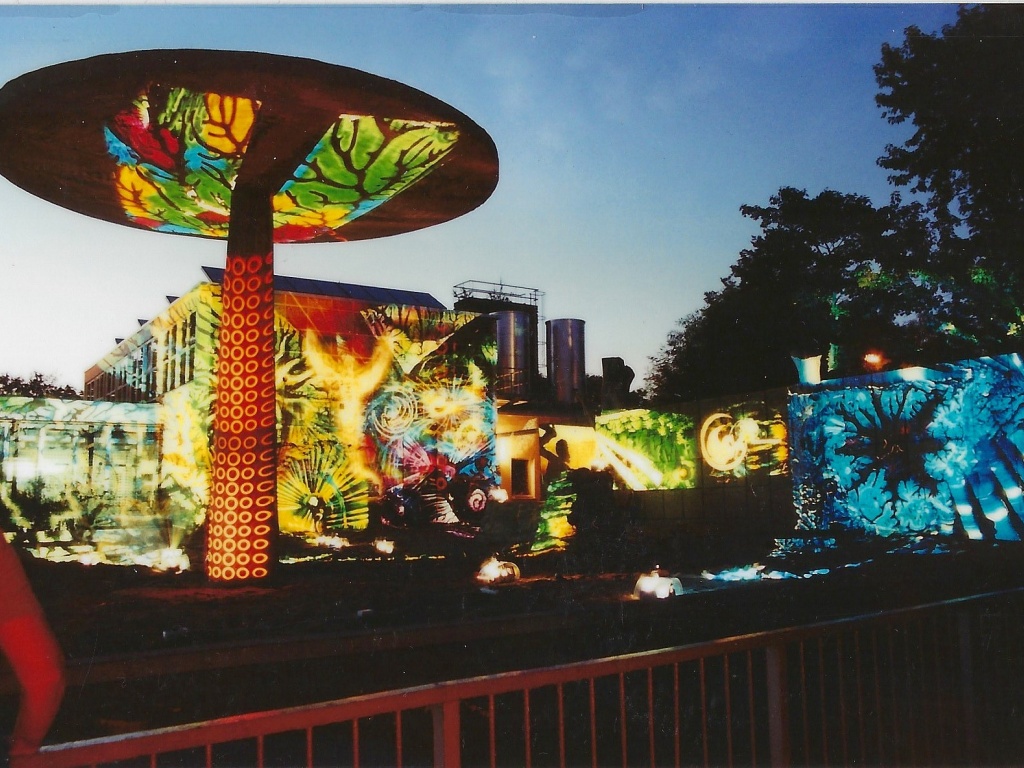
[790,354,1024,540]
[0,398,165,567]
[105,85,460,242]
[589,399,788,492]
[0,282,497,570]
[156,281,498,549]
[0,50,498,580]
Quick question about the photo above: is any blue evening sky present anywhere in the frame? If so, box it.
[0,3,959,390]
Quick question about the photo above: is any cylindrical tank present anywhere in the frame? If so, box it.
[494,310,533,398]
[546,318,585,405]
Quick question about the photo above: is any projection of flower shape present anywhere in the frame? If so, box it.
[106,86,460,243]
[278,443,369,534]
[812,384,952,536]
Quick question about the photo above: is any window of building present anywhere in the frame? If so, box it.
[510,458,531,497]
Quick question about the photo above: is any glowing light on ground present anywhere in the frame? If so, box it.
[476,556,520,585]
[633,569,683,599]
[314,535,350,550]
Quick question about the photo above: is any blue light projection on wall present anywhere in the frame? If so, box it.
[789,354,1024,540]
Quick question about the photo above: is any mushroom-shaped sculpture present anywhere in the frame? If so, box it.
[0,50,499,582]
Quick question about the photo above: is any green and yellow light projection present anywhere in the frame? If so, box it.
[0,50,498,582]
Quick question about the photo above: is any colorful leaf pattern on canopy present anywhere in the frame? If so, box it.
[106,87,257,237]
[106,86,460,243]
[273,116,460,243]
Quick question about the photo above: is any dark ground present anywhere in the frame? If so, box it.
[3,529,1024,746]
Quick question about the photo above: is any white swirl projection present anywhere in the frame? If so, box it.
[700,413,782,474]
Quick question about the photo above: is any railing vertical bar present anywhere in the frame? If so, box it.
[433,701,461,768]
[699,657,710,768]
[256,733,265,768]
[489,694,497,768]
[945,611,964,764]
[524,688,532,768]
[306,725,314,768]
[937,612,954,762]
[747,650,757,768]
[352,718,360,768]
[816,638,829,768]
[902,623,916,766]
[206,741,213,768]
[798,641,810,766]
[871,627,884,765]
[918,617,935,766]
[766,644,791,768]
[590,677,598,768]
[647,667,656,768]
[946,610,961,761]
[957,611,977,763]
[853,630,866,765]
[724,653,734,768]
[557,682,566,768]
[150,752,157,768]
[673,662,681,768]
[886,624,899,766]
[836,634,848,768]
[395,710,403,768]
[935,612,949,761]
[619,672,628,768]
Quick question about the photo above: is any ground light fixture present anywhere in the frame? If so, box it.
[633,568,684,599]
[373,538,396,555]
[0,50,498,582]
[476,556,520,585]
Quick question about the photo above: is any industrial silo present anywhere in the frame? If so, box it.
[494,310,533,399]
[546,318,585,405]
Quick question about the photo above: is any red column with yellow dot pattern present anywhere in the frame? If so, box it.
[206,184,278,582]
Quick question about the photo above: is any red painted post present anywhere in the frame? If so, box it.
[433,700,461,768]
[206,183,278,582]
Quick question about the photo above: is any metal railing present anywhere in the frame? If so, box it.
[16,587,1024,768]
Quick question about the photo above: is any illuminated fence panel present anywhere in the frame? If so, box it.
[20,589,1024,768]
[790,354,1024,540]
[592,391,789,494]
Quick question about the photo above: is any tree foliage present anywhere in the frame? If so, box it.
[649,5,1024,404]
[876,5,1024,247]
[875,4,1024,338]
[647,189,943,402]
[0,373,79,399]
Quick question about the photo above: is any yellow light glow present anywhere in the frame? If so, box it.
[315,535,350,549]
[863,351,888,371]
[476,556,520,584]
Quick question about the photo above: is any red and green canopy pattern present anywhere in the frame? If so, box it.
[105,85,461,243]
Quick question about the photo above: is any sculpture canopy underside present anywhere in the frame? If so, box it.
[0,49,498,244]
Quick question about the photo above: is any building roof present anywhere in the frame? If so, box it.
[201,267,446,310]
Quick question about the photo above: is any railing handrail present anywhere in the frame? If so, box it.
[19,584,1024,768]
